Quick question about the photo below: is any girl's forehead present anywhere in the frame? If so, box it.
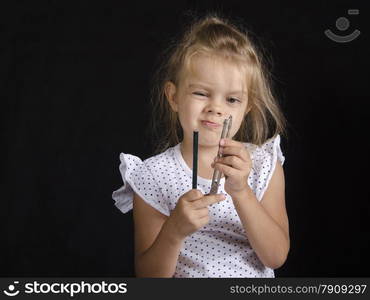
[180,53,250,91]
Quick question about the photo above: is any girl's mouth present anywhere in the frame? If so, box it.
[201,120,221,129]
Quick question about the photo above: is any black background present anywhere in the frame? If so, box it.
[1,0,369,277]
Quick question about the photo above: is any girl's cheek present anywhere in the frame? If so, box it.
[233,118,245,135]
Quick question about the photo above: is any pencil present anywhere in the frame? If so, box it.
[192,131,198,189]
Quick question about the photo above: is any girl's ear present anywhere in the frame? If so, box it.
[164,81,178,112]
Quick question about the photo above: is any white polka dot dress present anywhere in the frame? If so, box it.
[112,134,285,278]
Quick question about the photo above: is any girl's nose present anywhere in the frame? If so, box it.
[207,108,222,116]
[206,99,224,116]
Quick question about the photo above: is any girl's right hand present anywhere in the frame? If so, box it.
[167,189,226,240]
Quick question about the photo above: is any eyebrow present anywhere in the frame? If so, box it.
[188,83,247,96]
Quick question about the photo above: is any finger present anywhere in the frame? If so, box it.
[213,162,239,178]
[214,155,245,171]
[192,194,226,209]
[194,207,209,218]
[220,137,242,147]
[220,138,251,162]
[219,144,250,163]
[199,214,210,223]
[185,189,203,201]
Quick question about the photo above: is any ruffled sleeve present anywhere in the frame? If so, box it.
[252,134,285,201]
[112,153,170,216]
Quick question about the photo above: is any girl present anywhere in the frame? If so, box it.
[112,14,289,278]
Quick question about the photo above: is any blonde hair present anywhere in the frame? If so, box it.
[148,13,287,155]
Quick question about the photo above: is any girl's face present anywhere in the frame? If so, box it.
[166,54,250,147]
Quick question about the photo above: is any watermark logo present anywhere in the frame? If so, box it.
[3,281,20,297]
[2,280,128,297]
[324,9,360,43]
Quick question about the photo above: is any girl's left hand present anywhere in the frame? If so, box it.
[211,138,252,198]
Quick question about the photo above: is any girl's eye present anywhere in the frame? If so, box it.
[227,97,241,104]
[193,92,208,97]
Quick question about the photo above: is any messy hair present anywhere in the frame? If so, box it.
[148,13,287,155]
